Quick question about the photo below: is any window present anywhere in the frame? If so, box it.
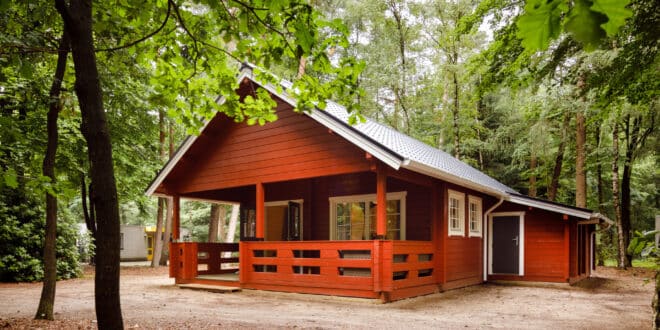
[120,233,124,250]
[330,192,406,240]
[448,190,465,236]
[468,196,482,237]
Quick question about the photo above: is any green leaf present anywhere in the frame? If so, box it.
[565,0,608,50]
[516,0,568,51]
[590,0,633,36]
[3,169,18,189]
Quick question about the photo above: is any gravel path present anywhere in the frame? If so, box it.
[0,266,655,329]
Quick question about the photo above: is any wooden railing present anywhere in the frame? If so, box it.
[169,242,239,281]
[241,240,436,300]
[390,241,436,297]
[170,240,436,300]
[241,240,378,297]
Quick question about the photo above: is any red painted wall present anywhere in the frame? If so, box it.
[159,95,371,194]
[490,202,570,282]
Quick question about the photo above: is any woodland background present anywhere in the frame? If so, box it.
[0,0,656,289]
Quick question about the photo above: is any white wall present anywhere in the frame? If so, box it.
[120,225,147,261]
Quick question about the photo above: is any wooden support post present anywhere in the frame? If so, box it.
[564,221,570,281]
[256,182,265,239]
[172,195,180,241]
[376,165,387,239]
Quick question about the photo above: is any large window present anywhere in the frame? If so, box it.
[468,196,482,237]
[448,190,465,236]
[330,192,406,240]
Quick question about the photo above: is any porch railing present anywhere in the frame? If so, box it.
[170,240,435,300]
[169,242,239,281]
[241,240,435,300]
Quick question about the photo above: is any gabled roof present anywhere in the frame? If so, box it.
[146,65,606,222]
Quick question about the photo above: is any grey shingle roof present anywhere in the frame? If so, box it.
[320,100,518,195]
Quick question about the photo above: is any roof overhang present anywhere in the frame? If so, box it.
[508,194,600,220]
[403,160,506,198]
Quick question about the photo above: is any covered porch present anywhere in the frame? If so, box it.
[165,168,439,302]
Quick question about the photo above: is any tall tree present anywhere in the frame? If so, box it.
[35,30,70,321]
[55,0,123,327]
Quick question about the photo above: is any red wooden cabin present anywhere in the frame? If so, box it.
[146,65,612,302]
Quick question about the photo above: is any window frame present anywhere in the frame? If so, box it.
[329,191,407,240]
[468,195,483,237]
[447,190,466,237]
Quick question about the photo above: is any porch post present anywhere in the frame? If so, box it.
[256,182,265,239]
[376,165,387,238]
[172,195,180,241]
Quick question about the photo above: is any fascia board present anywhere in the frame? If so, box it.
[403,160,506,198]
[508,195,593,219]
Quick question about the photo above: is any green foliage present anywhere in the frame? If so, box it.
[627,230,658,263]
[0,188,81,282]
[517,0,632,52]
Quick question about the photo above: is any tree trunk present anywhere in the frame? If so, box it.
[151,110,167,267]
[226,204,239,243]
[621,116,641,267]
[612,124,628,269]
[452,71,460,159]
[35,31,69,321]
[595,125,604,213]
[208,204,224,242]
[548,112,570,201]
[151,198,164,267]
[55,0,124,328]
[529,151,537,197]
[159,198,172,266]
[159,121,175,265]
[575,110,587,208]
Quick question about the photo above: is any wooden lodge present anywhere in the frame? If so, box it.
[146,65,612,302]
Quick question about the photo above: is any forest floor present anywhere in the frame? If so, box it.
[0,266,655,329]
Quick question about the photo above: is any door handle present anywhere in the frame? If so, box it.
[512,236,519,246]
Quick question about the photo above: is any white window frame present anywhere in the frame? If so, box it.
[448,190,465,237]
[468,196,483,237]
[329,192,407,240]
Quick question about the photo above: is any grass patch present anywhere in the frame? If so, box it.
[603,258,659,269]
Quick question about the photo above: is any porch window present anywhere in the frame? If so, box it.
[330,192,406,240]
[448,190,465,236]
[468,196,482,237]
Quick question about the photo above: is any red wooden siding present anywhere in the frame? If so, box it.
[159,97,371,194]
[491,202,580,282]
[441,183,486,289]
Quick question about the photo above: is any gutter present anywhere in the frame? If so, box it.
[483,196,505,282]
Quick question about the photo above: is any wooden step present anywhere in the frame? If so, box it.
[178,283,242,293]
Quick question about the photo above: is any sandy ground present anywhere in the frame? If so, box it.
[0,266,655,329]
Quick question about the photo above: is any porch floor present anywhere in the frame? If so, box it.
[196,273,239,282]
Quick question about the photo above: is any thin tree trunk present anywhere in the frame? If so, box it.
[576,110,587,208]
[151,110,167,267]
[595,125,604,212]
[612,123,628,269]
[55,0,123,327]
[621,116,641,267]
[452,71,460,159]
[208,204,222,242]
[35,30,69,321]
[529,151,537,197]
[226,204,239,243]
[548,112,570,201]
[151,198,164,267]
[159,198,172,266]
[159,121,175,265]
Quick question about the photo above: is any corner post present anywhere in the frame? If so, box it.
[172,195,180,241]
[376,165,387,239]
[256,182,265,239]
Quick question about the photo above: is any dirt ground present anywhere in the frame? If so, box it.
[0,266,655,329]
